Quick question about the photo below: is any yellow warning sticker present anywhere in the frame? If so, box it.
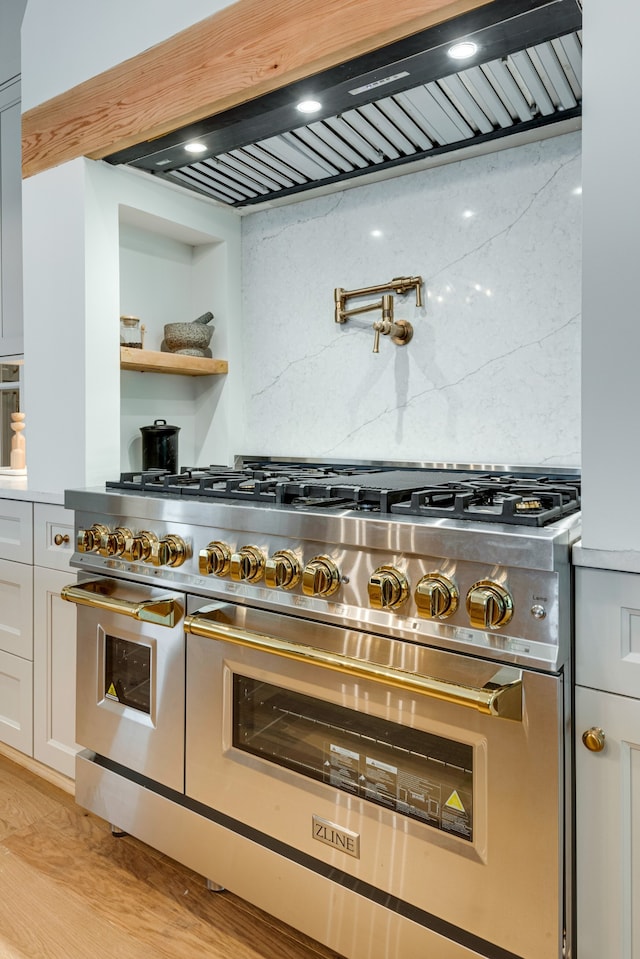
[444,790,466,813]
[106,682,118,699]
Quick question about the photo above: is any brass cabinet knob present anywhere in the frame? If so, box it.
[368,565,409,610]
[230,545,266,583]
[151,534,188,568]
[265,550,301,589]
[582,727,606,752]
[53,533,70,546]
[466,580,513,629]
[123,530,158,563]
[98,527,132,557]
[415,573,459,620]
[302,556,341,597]
[77,523,109,553]
[199,541,231,576]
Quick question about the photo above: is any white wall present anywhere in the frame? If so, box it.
[21,0,236,109]
[242,131,582,466]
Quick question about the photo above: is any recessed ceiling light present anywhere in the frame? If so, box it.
[184,142,207,154]
[447,40,478,60]
[371,229,383,238]
[296,99,322,115]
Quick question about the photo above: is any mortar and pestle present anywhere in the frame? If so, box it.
[162,311,214,357]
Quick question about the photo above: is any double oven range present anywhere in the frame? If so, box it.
[62,460,580,959]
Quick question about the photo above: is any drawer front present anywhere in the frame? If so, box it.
[0,500,32,564]
[0,648,33,754]
[33,503,74,571]
[0,557,33,658]
[576,567,640,696]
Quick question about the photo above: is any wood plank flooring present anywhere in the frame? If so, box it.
[0,754,343,959]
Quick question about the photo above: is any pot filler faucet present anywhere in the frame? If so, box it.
[334,276,423,352]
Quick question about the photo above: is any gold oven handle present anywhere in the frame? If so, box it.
[184,613,522,721]
[61,580,183,628]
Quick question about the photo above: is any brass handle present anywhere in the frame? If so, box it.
[184,612,522,720]
[53,533,70,546]
[60,580,182,627]
[582,727,606,752]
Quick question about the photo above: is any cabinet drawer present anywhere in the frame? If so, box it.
[0,500,32,564]
[0,648,33,754]
[33,503,74,571]
[0,557,33,658]
[576,567,640,696]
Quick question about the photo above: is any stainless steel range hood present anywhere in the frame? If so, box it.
[105,0,582,210]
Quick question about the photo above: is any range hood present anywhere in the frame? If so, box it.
[105,0,582,210]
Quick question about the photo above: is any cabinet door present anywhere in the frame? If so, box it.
[0,84,23,355]
[0,648,32,753]
[33,566,79,778]
[576,685,640,958]
[0,556,33,657]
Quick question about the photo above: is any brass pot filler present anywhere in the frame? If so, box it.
[334,275,423,352]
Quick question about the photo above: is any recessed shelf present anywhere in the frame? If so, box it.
[120,347,228,376]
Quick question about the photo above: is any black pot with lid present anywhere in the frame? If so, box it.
[140,419,180,473]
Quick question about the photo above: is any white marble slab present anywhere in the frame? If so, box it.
[241,131,581,466]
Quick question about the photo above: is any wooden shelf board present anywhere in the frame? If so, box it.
[120,347,228,376]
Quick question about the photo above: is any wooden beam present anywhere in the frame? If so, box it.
[22,0,492,179]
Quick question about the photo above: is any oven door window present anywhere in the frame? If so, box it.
[104,635,151,714]
[233,675,473,840]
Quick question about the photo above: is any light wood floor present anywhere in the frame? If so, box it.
[0,754,343,959]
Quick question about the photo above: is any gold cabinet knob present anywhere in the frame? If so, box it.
[415,573,459,620]
[302,556,341,597]
[367,565,409,609]
[466,580,513,629]
[582,727,606,752]
[199,541,231,576]
[230,545,266,583]
[123,531,158,563]
[98,527,132,557]
[53,533,70,546]
[77,523,109,553]
[151,534,188,568]
[265,550,301,589]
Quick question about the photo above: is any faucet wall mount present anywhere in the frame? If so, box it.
[334,276,424,353]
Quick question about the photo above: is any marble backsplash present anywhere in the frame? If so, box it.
[241,131,581,467]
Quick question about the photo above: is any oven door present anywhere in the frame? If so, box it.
[62,577,186,793]
[185,600,566,959]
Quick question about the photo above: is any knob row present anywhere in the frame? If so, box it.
[77,524,188,568]
[199,542,340,597]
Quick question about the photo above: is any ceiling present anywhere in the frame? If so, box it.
[105,0,582,210]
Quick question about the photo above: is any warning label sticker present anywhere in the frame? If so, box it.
[105,682,119,701]
[442,788,472,840]
[326,743,360,794]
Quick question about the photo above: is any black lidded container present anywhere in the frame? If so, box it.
[140,419,180,473]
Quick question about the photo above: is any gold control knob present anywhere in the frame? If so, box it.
[302,556,341,598]
[123,531,158,563]
[230,545,266,583]
[199,541,232,577]
[98,527,132,557]
[582,727,606,752]
[415,573,459,620]
[265,550,301,589]
[466,580,514,629]
[77,523,109,553]
[150,534,188,568]
[368,565,409,610]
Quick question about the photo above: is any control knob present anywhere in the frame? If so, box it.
[302,556,341,598]
[265,550,301,590]
[98,527,132,558]
[150,534,188,568]
[368,566,409,610]
[415,573,459,620]
[466,580,513,629]
[123,530,158,563]
[230,545,266,583]
[199,541,232,577]
[77,523,109,553]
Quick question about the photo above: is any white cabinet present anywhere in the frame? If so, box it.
[0,80,23,356]
[575,566,640,958]
[0,499,32,752]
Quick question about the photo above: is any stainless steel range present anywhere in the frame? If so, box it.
[62,459,580,959]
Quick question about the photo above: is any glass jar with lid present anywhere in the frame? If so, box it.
[120,315,143,348]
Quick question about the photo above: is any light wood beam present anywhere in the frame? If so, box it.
[22,0,492,179]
